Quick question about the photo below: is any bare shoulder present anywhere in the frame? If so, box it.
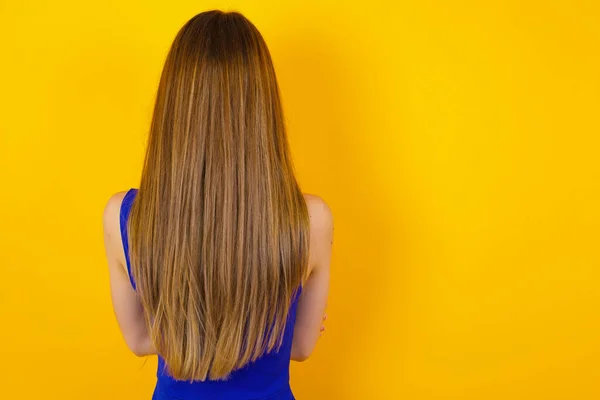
[102,191,130,271]
[303,194,334,272]
[303,193,333,231]
[102,191,130,253]
[103,191,128,229]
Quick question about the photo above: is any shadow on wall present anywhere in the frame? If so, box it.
[274,26,413,399]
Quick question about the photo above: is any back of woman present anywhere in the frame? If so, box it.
[102,10,333,400]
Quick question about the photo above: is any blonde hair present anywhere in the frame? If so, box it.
[128,10,309,380]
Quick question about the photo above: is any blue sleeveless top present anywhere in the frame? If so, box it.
[119,189,299,400]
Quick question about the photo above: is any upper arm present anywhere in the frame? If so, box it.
[291,194,333,361]
[103,192,128,275]
[305,194,334,276]
[103,192,153,356]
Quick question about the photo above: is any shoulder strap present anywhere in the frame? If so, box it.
[119,188,138,290]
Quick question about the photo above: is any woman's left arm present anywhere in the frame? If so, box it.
[103,192,155,357]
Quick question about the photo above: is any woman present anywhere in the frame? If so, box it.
[102,10,333,400]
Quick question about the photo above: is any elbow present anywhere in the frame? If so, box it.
[127,340,146,357]
[130,344,148,357]
[291,343,313,362]
[291,352,310,362]
[126,335,153,357]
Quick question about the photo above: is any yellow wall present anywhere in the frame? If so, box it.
[1,1,599,398]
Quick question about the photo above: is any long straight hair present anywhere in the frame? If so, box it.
[128,10,309,381]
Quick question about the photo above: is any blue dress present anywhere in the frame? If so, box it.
[119,189,299,400]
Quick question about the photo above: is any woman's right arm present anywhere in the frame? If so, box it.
[291,194,333,362]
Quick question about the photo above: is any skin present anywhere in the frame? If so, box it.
[103,192,333,362]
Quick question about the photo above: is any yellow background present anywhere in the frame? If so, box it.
[1,1,599,399]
